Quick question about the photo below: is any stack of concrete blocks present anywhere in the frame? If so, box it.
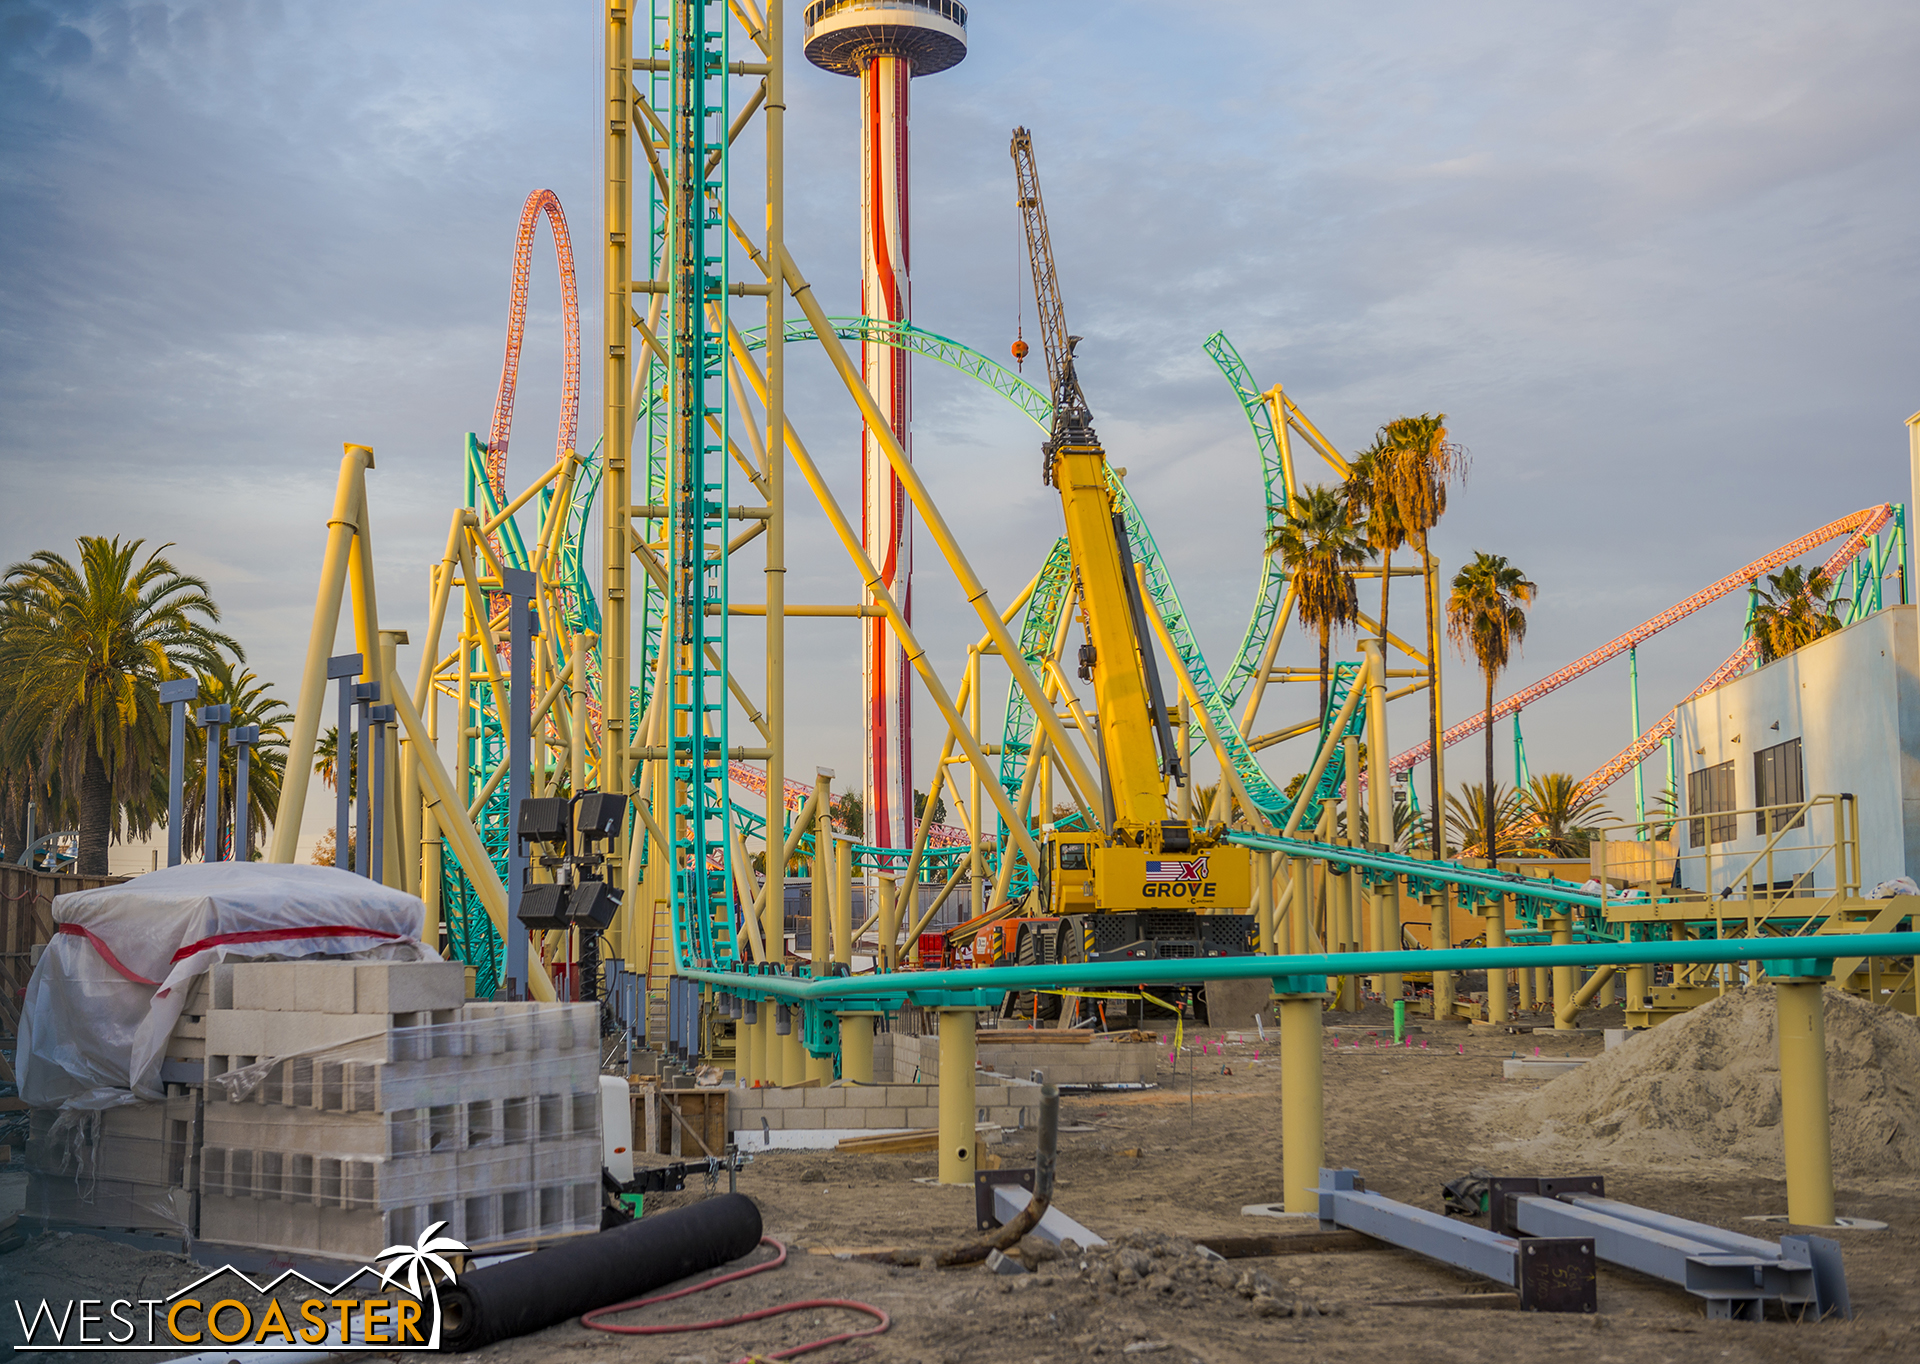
[728,1078,1040,1144]
[197,961,602,1263]
[23,1092,202,1237]
[878,1030,1158,1088]
[21,976,214,1239]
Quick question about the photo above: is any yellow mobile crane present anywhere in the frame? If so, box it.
[1009,127,1255,938]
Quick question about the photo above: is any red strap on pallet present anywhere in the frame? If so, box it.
[54,922,410,990]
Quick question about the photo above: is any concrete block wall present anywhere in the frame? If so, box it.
[191,962,602,1261]
[881,1031,1158,1087]
[726,1080,1042,1138]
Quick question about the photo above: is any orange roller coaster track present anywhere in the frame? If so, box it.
[486,189,580,500]
[1388,504,1898,799]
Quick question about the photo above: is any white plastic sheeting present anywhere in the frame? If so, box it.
[17,863,436,1110]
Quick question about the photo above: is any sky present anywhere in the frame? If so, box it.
[5,0,1919,870]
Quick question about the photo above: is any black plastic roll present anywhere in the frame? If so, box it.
[438,1194,763,1352]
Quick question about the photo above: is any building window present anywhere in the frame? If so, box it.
[1753,737,1806,835]
[1686,760,1736,848]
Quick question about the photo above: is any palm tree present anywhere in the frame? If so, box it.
[1446,552,1535,863]
[1749,564,1843,664]
[179,655,292,859]
[1444,781,1526,863]
[1516,773,1609,858]
[0,538,236,875]
[315,725,358,793]
[1341,436,1415,656]
[1269,485,1372,719]
[1378,415,1468,854]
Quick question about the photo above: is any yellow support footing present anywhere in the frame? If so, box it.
[840,1014,876,1084]
[938,1009,978,1185]
[1279,995,1324,1214]
[1776,979,1836,1226]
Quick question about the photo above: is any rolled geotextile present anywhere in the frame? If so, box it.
[437,1194,763,1352]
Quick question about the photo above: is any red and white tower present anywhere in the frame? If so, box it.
[805,2,968,853]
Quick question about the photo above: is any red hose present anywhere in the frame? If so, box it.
[579,1237,890,1362]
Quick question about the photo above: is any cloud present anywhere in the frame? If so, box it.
[4,0,1917,845]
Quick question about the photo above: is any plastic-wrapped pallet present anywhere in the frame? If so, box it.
[22,1088,202,1238]
[197,962,603,1262]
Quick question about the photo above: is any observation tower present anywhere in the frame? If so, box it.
[805,1,968,854]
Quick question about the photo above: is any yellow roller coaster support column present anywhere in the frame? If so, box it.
[840,1013,877,1084]
[1549,916,1576,1029]
[1486,899,1509,1024]
[1775,978,1836,1225]
[1624,964,1649,1026]
[743,1008,763,1086]
[782,1010,805,1087]
[938,1009,978,1185]
[1278,994,1324,1214]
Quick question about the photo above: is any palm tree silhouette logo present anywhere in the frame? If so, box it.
[374,1221,467,1348]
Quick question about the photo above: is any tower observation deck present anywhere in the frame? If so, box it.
[804,2,968,857]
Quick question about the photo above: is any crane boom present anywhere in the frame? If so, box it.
[1008,126,1184,833]
[1011,127,1095,480]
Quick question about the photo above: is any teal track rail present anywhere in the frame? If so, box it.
[1199,332,1292,737]
[735,317,1053,428]
[679,933,1920,1004]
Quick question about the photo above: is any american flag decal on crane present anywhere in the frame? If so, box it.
[1144,857,1209,882]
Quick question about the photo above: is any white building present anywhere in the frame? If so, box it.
[1672,605,1920,894]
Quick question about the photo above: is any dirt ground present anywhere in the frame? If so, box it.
[4,1007,1916,1363]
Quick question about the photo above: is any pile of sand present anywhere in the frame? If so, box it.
[1489,985,1920,1178]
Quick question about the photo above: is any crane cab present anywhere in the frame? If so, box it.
[1042,831,1101,917]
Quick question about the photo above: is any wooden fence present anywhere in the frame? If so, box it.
[0,865,128,1040]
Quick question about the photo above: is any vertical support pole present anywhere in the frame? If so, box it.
[1424,549,1446,860]
[504,566,538,998]
[781,1005,805,1086]
[329,656,361,869]
[1432,888,1453,1022]
[833,833,854,968]
[763,0,789,1047]
[198,706,227,862]
[230,728,253,863]
[1278,994,1324,1213]
[877,875,897,971]
[937,1007,977,1185]
[1624,962,1648,1026]
[742,1001,763,1086]
[1550,914,1575,1030]
[1776,977,1836,1226]
[810,768,832,977]
[571,632,588,796]
[968,650,984,921]
[354,683,375,875]
[1486,896,1509,1023]
[1629,644,1645,827]
[841,1013,875,1084]
[422,615,444,950]
[162,680,198,868]
[601,0,633,928]
[1252,852,1272,955]
[370,706,396,884]
[1384,879,1404,1000]
[1359,640,1392,998]
[378,630,406,888]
